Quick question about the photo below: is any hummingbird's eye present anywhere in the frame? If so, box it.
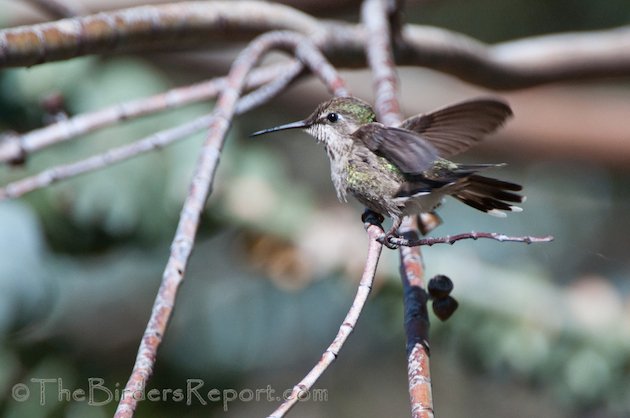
[326,112,339,123]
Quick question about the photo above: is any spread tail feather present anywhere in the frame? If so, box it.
[453,175,524,216]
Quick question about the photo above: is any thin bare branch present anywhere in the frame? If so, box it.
[0,114,212,200]
[362,1,434,416]
[388,231,555,247]
[268,224,384,417]
[0,62,294,165]
[394,225,554,418]
[399,216,434,418]
[362,0,402,126]
[2,2,630,89]
[114,31,347,418]
[0,61,304,200]
[0,2,321,67]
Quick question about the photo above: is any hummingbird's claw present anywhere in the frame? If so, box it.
[361,209,398,248]
[377,232,400,249]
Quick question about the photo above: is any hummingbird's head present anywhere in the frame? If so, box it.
[250,97,376,146]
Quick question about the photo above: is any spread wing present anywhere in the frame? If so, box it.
[400,98,512,158]
[353,123,438,175]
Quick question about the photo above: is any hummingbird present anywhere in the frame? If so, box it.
[251,96,523,246]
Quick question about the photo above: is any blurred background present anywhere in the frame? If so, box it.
[1,0,630,417]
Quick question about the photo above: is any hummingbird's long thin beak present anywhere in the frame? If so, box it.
[250,119,310,137]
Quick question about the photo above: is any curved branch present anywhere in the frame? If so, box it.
[0,62,294,165]
[362,0,402,126]
[1,1,630,89]
[396,25,630,89]
[268,224,384,417]
[0,114,214,200]
[362,1,433,416]
[114,31,346,418]
[0,61,304,201]
[0,1,320,67]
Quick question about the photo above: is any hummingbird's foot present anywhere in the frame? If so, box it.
[379,218,402,250]
[379,217,404,249]
[361,209,385,225]
[378,232,400,249]
[361,209,401,249]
